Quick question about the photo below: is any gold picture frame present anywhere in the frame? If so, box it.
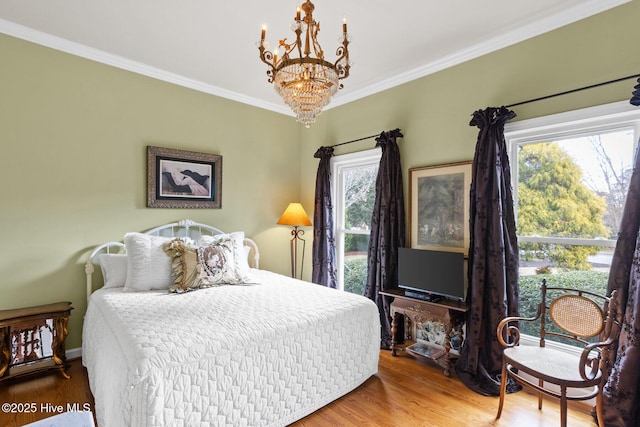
[409,161,472,254]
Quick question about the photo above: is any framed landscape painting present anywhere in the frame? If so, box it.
[409,161,472,254]
[147,146,222,208]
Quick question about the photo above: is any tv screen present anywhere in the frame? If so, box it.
[398,247,465,302]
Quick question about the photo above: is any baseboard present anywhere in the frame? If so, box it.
[67,347,82,360]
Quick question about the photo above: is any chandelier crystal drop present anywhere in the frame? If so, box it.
[258,1,351,127]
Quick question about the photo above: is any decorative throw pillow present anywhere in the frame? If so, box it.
[163,240,203,292]
[123,232,173,291]
[98,253,128,288]
[164,236,245,293]
[198,232,251,277]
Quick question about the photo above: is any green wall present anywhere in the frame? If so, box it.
[298,0,639,265]
[0,35,302,349]
[1,0,638,350]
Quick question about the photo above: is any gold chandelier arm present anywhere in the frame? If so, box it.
[280,37,300,66]
[258,45,276,83]
[334,37,350,80]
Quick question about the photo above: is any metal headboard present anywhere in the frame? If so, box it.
[85,219,259,301]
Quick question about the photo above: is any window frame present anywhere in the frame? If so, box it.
[330,148,381,291]
[506,101,640,249]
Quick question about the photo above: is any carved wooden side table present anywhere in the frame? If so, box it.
[381,289,468,377]
[0,301,73,381]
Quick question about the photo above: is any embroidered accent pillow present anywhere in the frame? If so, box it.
[197,232,250,276]
[164,236,245,293]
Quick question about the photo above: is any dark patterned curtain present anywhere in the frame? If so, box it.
[364,128,405,349]
[455,107,520,396]
[601,144,640,427]
[312,146,338,288]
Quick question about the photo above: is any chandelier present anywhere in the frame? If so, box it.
[258,1,351,127]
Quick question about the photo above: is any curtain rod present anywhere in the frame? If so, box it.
[329,134,379,148]
[505,73,640,108]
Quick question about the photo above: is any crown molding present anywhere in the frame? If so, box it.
[0,0,630,116]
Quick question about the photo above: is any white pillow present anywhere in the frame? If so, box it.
[123,232,173,291]
[198,232,251,277]
[98,253,128,288]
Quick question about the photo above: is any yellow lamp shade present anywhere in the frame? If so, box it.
[277,203,312,226]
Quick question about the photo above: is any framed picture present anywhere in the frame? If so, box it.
[409,161,472,254]
[147,146,222,208]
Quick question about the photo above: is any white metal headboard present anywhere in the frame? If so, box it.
[85,219,259,301]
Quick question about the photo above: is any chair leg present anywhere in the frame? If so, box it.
[538,379,544,410]
[560,386,568,427]
[497,360,508,419]
[595,389,604,427]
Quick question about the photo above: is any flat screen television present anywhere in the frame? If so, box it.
[397,247,466,302]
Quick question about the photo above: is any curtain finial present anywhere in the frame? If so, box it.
[630,77,640,106]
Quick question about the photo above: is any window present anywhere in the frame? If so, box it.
[331,148,381,294]
[506,101,640,345]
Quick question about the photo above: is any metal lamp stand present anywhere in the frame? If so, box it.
[289,226,306,279]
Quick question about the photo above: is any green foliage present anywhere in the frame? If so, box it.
[345,192,375,229]
[344,234,369,253]
[518,271,609,341]
[344,257,368,296]
[518,143,609,270]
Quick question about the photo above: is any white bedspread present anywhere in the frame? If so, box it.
[82,269,380,427]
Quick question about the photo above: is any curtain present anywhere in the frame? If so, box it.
[312,146,338,288]
[455,107,520,396]
[601,144,640,427]
[364,128,405,350]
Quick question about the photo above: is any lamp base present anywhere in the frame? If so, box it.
[289,227,306,279]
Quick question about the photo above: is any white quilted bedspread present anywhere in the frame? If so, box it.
[82,269,380,427]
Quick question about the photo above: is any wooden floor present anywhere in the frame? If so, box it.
[0,351,595,427]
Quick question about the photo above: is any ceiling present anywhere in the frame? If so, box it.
[0,0,630,117]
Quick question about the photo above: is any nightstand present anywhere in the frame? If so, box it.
[0,301,73,381]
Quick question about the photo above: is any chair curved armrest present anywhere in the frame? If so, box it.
[497,313,540,348]
[579,338,614,381]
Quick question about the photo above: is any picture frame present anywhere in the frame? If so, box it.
[409,161,472,254]
[147,146,222,208]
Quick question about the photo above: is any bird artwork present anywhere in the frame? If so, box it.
[181,169,210,187]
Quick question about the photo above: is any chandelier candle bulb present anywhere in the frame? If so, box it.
[296,5,301,20]
[343,17,347,33]
[261,25,266,41]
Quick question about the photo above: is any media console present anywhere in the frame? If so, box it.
[380,288,468,377]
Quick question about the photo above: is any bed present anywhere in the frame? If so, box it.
[82,219,380,427]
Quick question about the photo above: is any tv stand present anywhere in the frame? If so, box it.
[380,288,468,376]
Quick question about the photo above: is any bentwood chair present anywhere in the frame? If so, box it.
[496,279,620,427]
